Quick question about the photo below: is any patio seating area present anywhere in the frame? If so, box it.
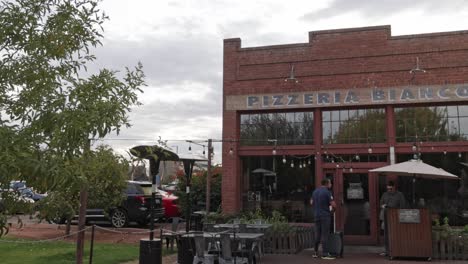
[162,221,271,264]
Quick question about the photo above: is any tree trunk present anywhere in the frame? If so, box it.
[76,186,88,264]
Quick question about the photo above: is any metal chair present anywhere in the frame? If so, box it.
[163,217,182,250]
[193,233,217,264]
[219,233,250,264]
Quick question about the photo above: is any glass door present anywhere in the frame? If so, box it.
[342,173,370,236]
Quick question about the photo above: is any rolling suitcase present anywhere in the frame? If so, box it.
[327,212,344,258]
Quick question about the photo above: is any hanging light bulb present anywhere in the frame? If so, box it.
[290,161,294,168]
[368,146,373,154]
[229,147,233,155]
[272,147,277,155]
[412,144,417,152]
[308,159,311,165]
[299,163,302,169]
[350,167,354,173]
[355,154,360,161]
[336,164,340,168]
[282,155,286,164]
[459,152,462,158]
[443,150,447,155]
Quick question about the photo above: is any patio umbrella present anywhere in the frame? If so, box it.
[252,168,276,175]
[369,159,459,205]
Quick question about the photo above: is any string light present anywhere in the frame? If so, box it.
[282,155,286,164]
[272,147,277,155]
[290,161,294,168]
[459,152,462,158]
[229,147,233,155]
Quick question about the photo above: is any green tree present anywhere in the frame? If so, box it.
[177,167,223,215]
[0,1,145,261]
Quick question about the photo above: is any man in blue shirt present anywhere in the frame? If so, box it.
[311,178,336,260]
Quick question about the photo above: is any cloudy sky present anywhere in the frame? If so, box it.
[92,0,468,163]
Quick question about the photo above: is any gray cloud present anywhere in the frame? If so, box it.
[302,0,468,22]
[89,33,222,87]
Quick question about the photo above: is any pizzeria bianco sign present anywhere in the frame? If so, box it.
[225,84,468,110]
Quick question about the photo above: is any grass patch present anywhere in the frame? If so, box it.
[0,237,176,264]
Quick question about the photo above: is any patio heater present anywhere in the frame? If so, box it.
[130,145,178,264]
[178,153,207,232]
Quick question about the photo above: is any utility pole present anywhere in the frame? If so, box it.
[205,139,213,213]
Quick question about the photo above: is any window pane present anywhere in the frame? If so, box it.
[240,114,250,124]
[331,121,340,143]
[323,122,331,144]
[459,106,468,117]
[331,110,340,121]
[340,110,349,121]
[322,111,330,122]
[295,112,304,122]
[460,117,468,135]
[447,106,458,117]
[448,117,460,137]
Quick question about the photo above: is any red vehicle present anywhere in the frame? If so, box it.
[161,194,180,218]
[131,182,180,220]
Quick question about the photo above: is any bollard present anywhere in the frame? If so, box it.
[139,239,162,264]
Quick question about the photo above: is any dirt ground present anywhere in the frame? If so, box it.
[5,215,178,264]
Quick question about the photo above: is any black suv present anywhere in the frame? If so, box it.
[84,181,164,228]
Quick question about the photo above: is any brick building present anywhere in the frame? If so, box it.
[222,25,468,244]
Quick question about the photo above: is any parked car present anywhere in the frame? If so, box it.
[83,181,164,228]
[158,190,180,218]
[9,181,27,191]
[0,189,35,214]
[19,188,47,202]
[133,183,180,219]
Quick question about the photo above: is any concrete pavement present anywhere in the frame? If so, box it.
[259,247,466,264]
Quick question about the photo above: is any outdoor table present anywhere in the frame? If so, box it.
[182,231,264,240]
[213,223,272,230]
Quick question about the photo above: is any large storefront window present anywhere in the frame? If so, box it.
[322,108,386,144]
[240,112,313,146]
[241,156,315,222]
[395,105,468,142]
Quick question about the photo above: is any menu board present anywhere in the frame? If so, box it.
[347,182,364,199]
[398,209,421,223]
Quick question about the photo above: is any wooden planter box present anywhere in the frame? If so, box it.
[263,226,315,254]
[432,228,468,260]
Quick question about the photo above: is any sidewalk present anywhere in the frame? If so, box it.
[259,247,467,264]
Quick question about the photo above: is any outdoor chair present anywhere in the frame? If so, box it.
[219,233,252,264]
[192,233,217,264]
[163,217,182,250]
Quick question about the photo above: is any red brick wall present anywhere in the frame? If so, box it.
[221,25,468,213]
